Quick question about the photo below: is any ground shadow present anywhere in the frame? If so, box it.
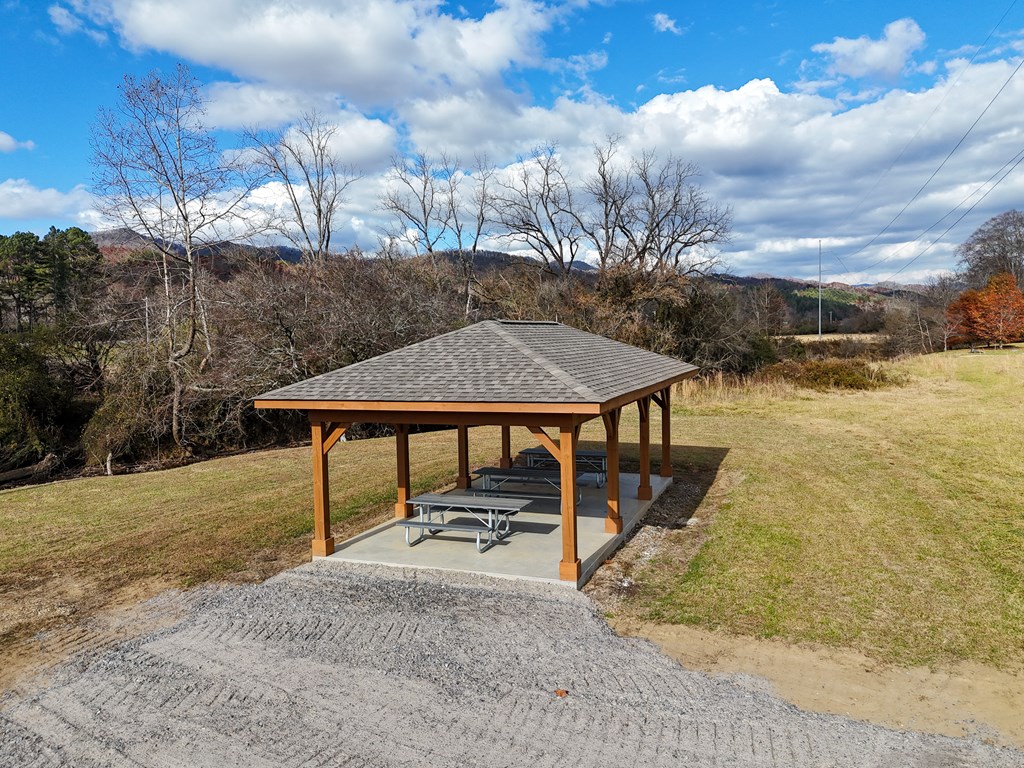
[576,440,730,529]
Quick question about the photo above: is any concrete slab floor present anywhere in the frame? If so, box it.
[320,472,671,588]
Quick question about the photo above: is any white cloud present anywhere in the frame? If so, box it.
[0,179,93,221]
[652,12,681,35]
[0,131,35,152]
[48,3,107,43]
[78,0,555,109]
[812,18,926,80]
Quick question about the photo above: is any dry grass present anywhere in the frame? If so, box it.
[0,426,536,670]
[628,349,1024,668]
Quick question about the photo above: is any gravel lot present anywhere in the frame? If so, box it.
[2,561,1020,767]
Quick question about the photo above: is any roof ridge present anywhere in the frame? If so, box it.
[486,321,604,402]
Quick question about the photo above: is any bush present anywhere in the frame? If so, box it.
[758,358,902,391]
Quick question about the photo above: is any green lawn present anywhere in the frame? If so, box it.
[627,351,1024,668]
[2,350,1022,672]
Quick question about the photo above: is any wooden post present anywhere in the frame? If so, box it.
[637,396,652,500]
[602,408,622,534]
[659,386,672,478]
[395,424,411,518]
[499,425,512,468]
[559,423,582,582]
[311,421,333,556]
[456,425,471,489]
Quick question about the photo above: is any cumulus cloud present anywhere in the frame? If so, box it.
[812,18,926,80]
[48,3,108,43]
[0,131,35,152]
[652,12,681,35]
[0,179,93,221]
[77,0,555,109]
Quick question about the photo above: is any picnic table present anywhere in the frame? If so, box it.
[395,493,530,552]
[519,446,609,486]
[474,466,583,502]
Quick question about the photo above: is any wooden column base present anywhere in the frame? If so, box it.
[604,516,623,534]
[660,466,673,478]
[559,559,582,581]
[395,502,412,519]
[638,484,652,501]
[311,537,334,557]
[456,476,471,490]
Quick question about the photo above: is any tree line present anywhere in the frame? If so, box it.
[2,63,1022,478]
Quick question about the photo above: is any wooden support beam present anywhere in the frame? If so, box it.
[310,421,334,557]
[558,424,582,582]
[500,425,512,468]
[527,425,560,459]
[456,425,471,489]
[602,408,622,534]
[322,422,350,454]
[395,424,411,518]
[637,396,652,500]
[659,386,672,478]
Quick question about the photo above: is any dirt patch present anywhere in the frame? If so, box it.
[612,620,1024,751]
[0,541,310,694]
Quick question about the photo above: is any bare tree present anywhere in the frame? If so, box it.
[246,111,360,262]
[91,63,261,452]
[747,280,789,336]
[491,145,583,276]
[615,150,731,275]
[380,152,456,260]
[581,137,630,276]
[957,209,1024,289]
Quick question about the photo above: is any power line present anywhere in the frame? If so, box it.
[879,146,1024,281]
[844,0,1018,225]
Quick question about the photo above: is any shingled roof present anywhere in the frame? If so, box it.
[255,320,697,408]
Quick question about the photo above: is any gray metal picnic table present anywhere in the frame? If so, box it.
[519,446,609,486]
[395,493,531,552]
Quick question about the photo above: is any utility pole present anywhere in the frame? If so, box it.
[818,240,822,340]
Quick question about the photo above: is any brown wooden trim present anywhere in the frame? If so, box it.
[322,422,350,454]
[395,424,411,518]
[456,425,471,489]
[659,386,672,478]
[305,409,578,428]
[602,408,622,534]
[599,369,698,414]
[527,426,561,460]
[637,396,652,500]
[558,424,581,582]
[500,426,512,468]
[255,399,601,415]
[310,422,334,556]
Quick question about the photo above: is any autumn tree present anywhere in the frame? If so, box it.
[947,272,1024,348]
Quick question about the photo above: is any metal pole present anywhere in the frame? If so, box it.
[818,240,822,340]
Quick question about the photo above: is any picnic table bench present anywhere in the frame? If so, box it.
[474,466,583,501]
[395,493,530,552]
[519,446,609,486]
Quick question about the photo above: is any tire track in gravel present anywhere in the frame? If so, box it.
[2,560,1021,767]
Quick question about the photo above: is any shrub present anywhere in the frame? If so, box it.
[758,358,901,391]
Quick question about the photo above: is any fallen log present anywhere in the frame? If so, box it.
[0,453,58,484]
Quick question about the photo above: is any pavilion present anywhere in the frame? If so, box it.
[254,320,698,583]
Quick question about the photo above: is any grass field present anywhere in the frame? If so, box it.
[627,350,1024,668]
[1,349,1021,675]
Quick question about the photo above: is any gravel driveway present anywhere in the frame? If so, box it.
[2,561,1020,767]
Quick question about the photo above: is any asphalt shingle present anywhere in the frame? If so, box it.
[255,320,698,405]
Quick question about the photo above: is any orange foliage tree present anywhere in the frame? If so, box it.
[947,272,1024,348]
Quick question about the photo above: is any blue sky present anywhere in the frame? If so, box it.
[2,0,1023,283]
